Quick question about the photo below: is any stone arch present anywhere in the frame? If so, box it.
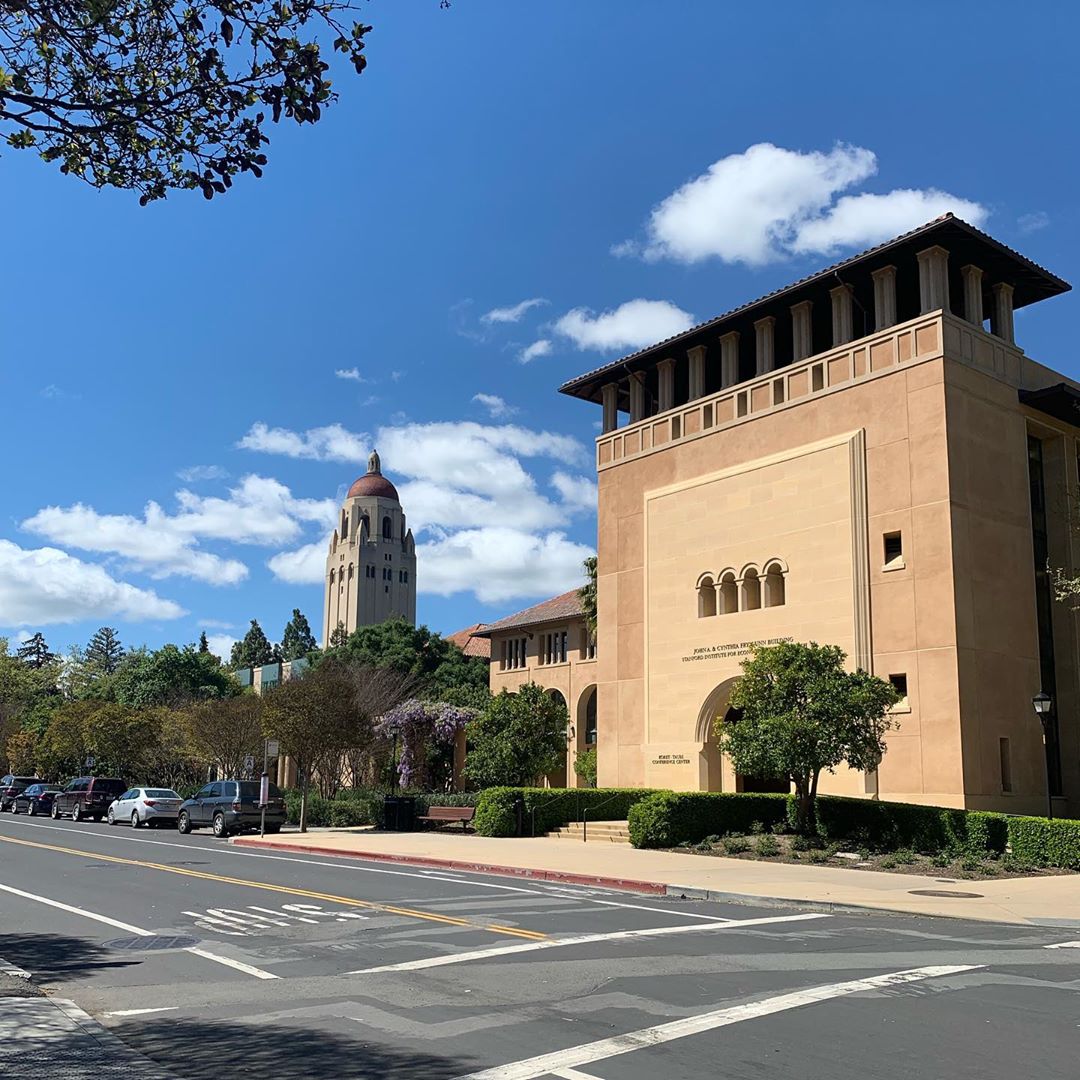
[577,684,597,747]
[695,677,739,791]
[545,689,569,788]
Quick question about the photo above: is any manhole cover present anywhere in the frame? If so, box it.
[103,935,199,951]
[908,889,984,899]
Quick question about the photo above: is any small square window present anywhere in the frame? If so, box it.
[888,673,909,709]
[883,531,904,570]
[999,737,1013,793]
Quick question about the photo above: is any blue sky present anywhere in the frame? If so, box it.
[2,1,1078,661]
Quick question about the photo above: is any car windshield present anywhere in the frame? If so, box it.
[42,785,61,792]
[13,777,37,786]
[145,789,180,799]
[94,779,127,795]
[239,781,282,798]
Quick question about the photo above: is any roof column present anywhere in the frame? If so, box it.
[754,316,776,375]
[790,301,813,362]
[871,265,897,330]
[601,382,619,433]
[687,345,706,400]
[830,284,854,346]
[962,265,984,326]
[657,358,676,412]
[628,372,646,423]
[917,245,950,314]
[719,331,740,388]
[991,282,1015,344]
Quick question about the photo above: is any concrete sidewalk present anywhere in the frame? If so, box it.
[234,828,1080,929]
[0,967,178,1080]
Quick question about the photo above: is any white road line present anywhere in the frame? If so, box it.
[0,881,154,937]
[552,1069,604,1080]
[0,960,32,979]
[454,964,983,1079]
[186,946,279,980]
[0,816,723,920]
[342,912,827,975]
[1044,940,1080,949]
[103,1006,180,1018]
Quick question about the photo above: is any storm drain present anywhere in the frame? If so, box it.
[907,889,984,899]
[103,935,200,951]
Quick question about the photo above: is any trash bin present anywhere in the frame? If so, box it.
[383,795,417,831]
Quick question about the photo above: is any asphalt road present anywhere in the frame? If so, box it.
[1,812,1078,1079]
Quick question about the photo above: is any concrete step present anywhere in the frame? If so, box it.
[547,820,631,844]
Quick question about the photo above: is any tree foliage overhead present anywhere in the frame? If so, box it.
[719,641,900,834]
[108,643,237,707]
[0,0,373,202]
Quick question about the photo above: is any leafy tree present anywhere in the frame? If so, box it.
[376,699,473,791]
[85,627,125,677]
[719,642,900,834]
[578,556,597,638]
[17,632,57,669]
[573,746,597,788]
[280,609,317,661]
[198,631,210,654]
[5,729,38,775]
[230,619,275,668]
[464,683,567,789]
[328,621,348,648]
[0,637,60,770]
[184,695,265,781]
[0,0,375,203]
[109,644,238,707]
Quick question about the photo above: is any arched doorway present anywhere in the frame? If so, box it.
[545,689,569,788]
[574,685,597,788]
[696,679,737,791]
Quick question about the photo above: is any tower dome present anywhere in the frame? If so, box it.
[347,448,399,500]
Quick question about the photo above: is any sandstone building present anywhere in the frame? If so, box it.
[553,214,1077,816]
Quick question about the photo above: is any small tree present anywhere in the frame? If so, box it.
[198,631,210,654]
[465,683,567,789]
[85,627,125,677]
[573,747,597,788]
[719,642,900,834]
[184,695,265,781]
[281,609,318,661]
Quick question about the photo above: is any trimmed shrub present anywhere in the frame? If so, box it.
[1006,815,1080,870]
[628,792,791,848]
[474,786,657,838]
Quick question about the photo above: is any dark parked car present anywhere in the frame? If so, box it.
[12,783,62,816]
[51,776,127,822]
[178,780,286,838]
[0,775,40,812]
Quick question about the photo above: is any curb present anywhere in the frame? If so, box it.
[230,838,668,894]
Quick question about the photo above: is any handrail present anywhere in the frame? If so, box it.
[528,786,581,838]
[581,790,624,843]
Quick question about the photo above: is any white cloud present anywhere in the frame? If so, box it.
[481,298,547,324]
[1018,211,1050,234]
[266,540,326,586]
[22,476,336,586]
[472,393,518,419]
[204,633,237,663]
[335,368,367,382]
[418,528,593,603]
[177,465,228,483]
[554,300,694,352]
[518,339,553,364]
[238,421,371,464]
[550,472,597,512]
[622,142,987,266]
[0,540,185,626]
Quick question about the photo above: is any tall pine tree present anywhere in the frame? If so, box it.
[85,627,125,676]
[230,620,275,668]
[17,632,57,669]
[281,609,318,661]
[198,631,210,654]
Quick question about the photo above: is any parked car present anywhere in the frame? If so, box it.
[12,783,62,816]
[177,779,286,838]
[1,775,40,812]
[51,776,127,822]
[107,787,183,828]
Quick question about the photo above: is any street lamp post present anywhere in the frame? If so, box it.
[1032,692,1054,820]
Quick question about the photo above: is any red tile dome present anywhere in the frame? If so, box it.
[347,449,399,501]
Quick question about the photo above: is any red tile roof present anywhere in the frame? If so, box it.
[476,589,586,635]
[445,623,491,659]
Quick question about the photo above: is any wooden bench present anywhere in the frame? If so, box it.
[416,806,475,831]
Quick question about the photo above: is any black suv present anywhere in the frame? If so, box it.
[1,775,40,812]
[52,776,127,822]
[178,780,286,838]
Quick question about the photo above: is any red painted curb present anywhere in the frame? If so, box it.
[230,837,667,895]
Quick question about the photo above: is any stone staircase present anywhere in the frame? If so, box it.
[547,819,631,844]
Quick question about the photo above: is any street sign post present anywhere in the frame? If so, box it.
[259,737,276,837]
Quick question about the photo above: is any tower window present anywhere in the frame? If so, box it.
[883,531,904,570]
[382,516,392,540]
[888,673,909,709]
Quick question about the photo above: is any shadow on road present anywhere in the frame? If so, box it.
[0,932,141,982]
[117,1016,476,1080]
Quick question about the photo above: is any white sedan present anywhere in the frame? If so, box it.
[107,787,184,828]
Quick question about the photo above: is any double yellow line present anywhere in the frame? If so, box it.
[0,833,546,941]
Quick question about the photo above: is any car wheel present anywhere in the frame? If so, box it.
[177,811,192,834]
[107,808,115,825]
[51,802,60,819]
[28,802,37,817]
[131,811,141,829]
[212,812,229,838]
[72,803,82,822]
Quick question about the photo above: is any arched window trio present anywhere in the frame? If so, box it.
[697,560,786,617]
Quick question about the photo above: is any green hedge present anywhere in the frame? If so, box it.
[474,787,657,838]
[284,788,482,829]
[629,792,790,848]
[1006,815,1080,869]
